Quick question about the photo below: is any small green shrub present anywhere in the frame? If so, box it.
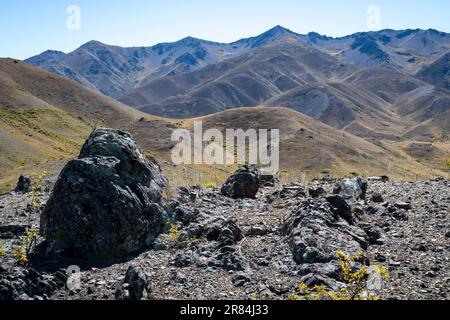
[166,220,199,249]
[168,221,183,245]
[202,182,216,189]
[0,241,6,256]
[11,229,38,265]
[30,171,47,207]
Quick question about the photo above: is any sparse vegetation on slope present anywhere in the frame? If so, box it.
[0,106,93,192]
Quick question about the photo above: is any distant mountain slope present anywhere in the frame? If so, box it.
[26,26,450,98]
[417,52,450,90]
[265,82,406,139]
[394,85,450,140]
[119,40,354,117]
[305,29,450,73]
[344,68,426,103]
[117,39,450,142]
[342,67,450,137]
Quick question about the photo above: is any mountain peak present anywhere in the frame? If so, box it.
[177,36,204,46]
[236,25,299,48]
[80,40,108,50]
[266,25,294,35]
[25,50,66,64]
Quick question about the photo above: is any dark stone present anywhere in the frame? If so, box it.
[412,243,428,252]
[360,224,386,245]
[221,165,260,199]
[14,175,32,193]
[174,252,195,268]
[115,266,151,300]
[309,187,327,198]
[215,250,248,271]
[232,273,251,287]
[40,128,167,262]
[174,207,200,226]
[0,225,27,239]
[217,220,243,247]
[299,274,344,292]
[371,193,384,203]
[0,266,66,300]
[369,176,390,182]
[393,211,409,221]
[170,271,187,284]
[259,171,277,187]
[205,223,222,241]
[326,195,354,224]
[394,201,412,210]
[247,226,270,236]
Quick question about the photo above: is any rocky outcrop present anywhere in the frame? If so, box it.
[283,198,368,265]
[40,128,167,261]
[14,176,32,193]
[1,163,448,300]
[221,165,260,199]
[0,265,67,300]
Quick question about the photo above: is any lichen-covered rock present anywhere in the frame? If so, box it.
[333,177,368,200]
[40,128,167,261]
[221,165,260,199]
[283,199,368,264]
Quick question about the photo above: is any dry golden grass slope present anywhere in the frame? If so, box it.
[0,58,177,191]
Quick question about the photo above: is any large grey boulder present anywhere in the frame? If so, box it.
[40,128,167,261]
[221,165,260,199]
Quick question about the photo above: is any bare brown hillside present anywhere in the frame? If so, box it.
[0,59,177,191]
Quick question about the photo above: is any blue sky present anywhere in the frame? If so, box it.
[1,0,449,60]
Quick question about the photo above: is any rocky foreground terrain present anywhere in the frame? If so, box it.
[0,129,449,301]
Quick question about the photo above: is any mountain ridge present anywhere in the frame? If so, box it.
[26,26,450,97]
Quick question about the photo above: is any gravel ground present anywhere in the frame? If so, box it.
[0,177,449,300]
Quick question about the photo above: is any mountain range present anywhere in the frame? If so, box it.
[26,26,450,97]
[25,27,450,138]
[1,26,449,190]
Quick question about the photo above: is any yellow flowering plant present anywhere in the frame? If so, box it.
[289,251,389,300]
